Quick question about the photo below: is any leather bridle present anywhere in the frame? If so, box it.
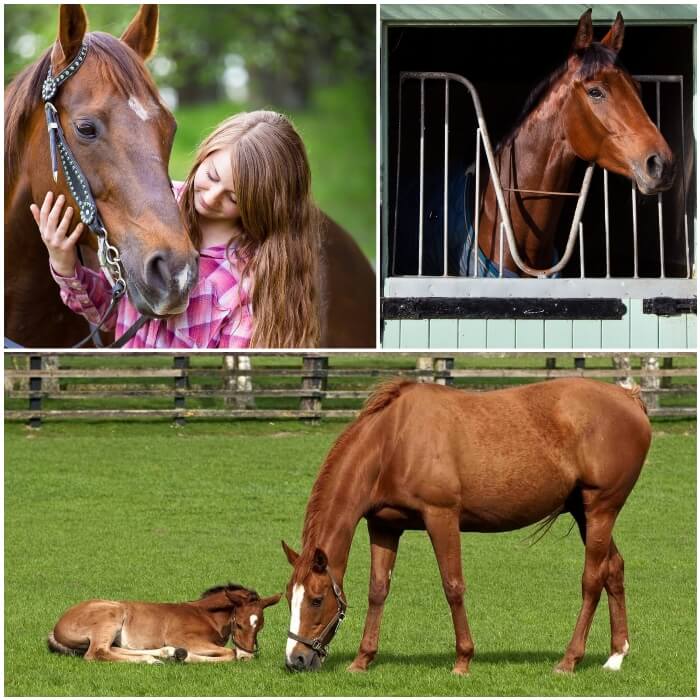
[42,40,147,348]
[230,611,259,656]
[287,568,347,660]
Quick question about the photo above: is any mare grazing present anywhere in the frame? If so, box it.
[48,583,281,663]
[283,378,651,674]
[5,4,375,348]
[416,10,675,277]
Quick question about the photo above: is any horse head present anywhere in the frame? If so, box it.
[562,9,675,194]
[24,5,198,317]
[282,541,347,672]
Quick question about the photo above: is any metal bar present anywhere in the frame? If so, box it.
[473,128,481,278]
[579,222,585,279]
[679,77,690,278]
[499,222,505,278]
[391,76,404,276]
[418,78,425,276]
[502,187,579,197]
[443,79,449,276]
[632,185,639,279]
[634,74,683,83]
[603,169,611,278]
[655,81,665,279]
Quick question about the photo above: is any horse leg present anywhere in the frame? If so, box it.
[348,519,401,672]
[84,640,165,664]
[177,645,237,663]
[423,508,474,675]
[602,539,630,671]
[112,646,180,660]
[556,504,617,673]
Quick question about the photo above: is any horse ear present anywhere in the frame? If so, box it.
[121,5,159,61]
[571,8,593,54]
[282,540,299,566]
[601,12,624,54]
[261,593,283,608]
[312,548,328,573]
[225,588,252,607]
[51,5,87,71]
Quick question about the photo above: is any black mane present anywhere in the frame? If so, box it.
[200,583,260,601]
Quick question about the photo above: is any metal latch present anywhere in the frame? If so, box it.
[643,297,697,316]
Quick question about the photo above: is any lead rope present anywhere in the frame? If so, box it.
[42,42,147,347]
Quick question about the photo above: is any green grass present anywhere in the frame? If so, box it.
[169,80,375,262]
[5,417,695,696]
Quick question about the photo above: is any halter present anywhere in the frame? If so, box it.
[229,611,259,656]
[287,568,347,660]
[42,41,146,348]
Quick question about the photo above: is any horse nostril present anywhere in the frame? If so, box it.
[646,153,664,180]
[295,655,306,669]
[144,252,173,295]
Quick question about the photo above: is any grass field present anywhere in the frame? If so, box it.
[5,417,696,696]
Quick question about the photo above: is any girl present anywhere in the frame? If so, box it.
[32,110,321,348]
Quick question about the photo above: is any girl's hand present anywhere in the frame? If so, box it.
[30,192,84,277]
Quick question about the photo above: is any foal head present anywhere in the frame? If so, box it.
[558,9,674,194]
[282,541,347,672]
[201,584,282,660]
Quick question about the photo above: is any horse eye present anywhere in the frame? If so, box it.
[587,87,604,101]
[75,121,97,138]
[310,597,323,607]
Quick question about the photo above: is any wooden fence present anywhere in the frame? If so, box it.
[4,352,696,426]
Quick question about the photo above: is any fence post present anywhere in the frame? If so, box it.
[224,355,254,409]
[416,356,433,382]
[434,357,454,385]
[173,355,189,426]
[545,357,556,374]
[574,356,586,372]
[612,355,634,388]
[300,355,327,414]
[641,356,660,411]
[28,355,43,429]
[661,357,673,390]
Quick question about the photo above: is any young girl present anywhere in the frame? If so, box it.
[31,110,321,348]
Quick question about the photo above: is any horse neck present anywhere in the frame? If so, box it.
[193,595,234,636]
[300,426,378,582]
[479,79,579,269]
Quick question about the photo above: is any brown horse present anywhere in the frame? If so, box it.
[282,378,651,674]
[48,583,281,664]
[477,9,675,275]
[4,5,375,348]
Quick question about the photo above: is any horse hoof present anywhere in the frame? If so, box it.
[347,662,368,673]
[553,662,574,674]
[452,666,470,676]
[174,648,188,662]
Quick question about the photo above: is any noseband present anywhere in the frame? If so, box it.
[287,568,347,660]
[42,41,147,348]
[230,612,259,656]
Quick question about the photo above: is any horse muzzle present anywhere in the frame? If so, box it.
[285,647,323,672]
[632,152,676,195]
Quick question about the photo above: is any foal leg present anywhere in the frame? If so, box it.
[348,519,401,672]
[602,539,630,671]
[556,505,617,673]
[423,508,474,675]
[178,646,237,663]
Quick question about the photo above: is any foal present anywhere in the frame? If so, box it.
[48,583,281,664]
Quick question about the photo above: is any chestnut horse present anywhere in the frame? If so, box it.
[477,9,675,275]
[48,583,281,664]
[5,4,375,348]
[282,378,651,674]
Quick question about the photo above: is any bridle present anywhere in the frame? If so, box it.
[287,568,347,660]
[230,611,259,657]
[42,40,147,348]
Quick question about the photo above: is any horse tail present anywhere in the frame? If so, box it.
[360,378,415,419]
[523,504,568,547]
[47,633,86,657]
[623,384,648,415]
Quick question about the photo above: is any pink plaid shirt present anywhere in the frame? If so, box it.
[51,244,253,348]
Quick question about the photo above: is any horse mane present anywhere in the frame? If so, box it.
[5,31,160,192]
[295,379,415,578]
[200,583,260,601]
[497,41,621,152]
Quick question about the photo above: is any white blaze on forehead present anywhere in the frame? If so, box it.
[285,584,305,663]
[249,614,258,628]
[128,96,151,121]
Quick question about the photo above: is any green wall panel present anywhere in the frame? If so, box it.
[458,319,487,348]
[687,314,697,349]
[383,320,400,348]
[430,319,459,348]
[602,308,631,348]
[487,319,516,348]
[659,315,689,348]
[629,299,659,348]
[544,320,573,348]
[515,320,545,348]
[400,320,430,347]
[573,320,602,348]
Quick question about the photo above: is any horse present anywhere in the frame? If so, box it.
[5,4,376,348]
[282,377,651,675]
[404,10,675,278]
[48,583,282,664]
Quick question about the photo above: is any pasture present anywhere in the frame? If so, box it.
[5,417,696,696]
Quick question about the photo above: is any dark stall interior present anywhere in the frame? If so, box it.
[386,21,695,279]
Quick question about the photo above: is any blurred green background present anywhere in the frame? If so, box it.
[4,4,376,261]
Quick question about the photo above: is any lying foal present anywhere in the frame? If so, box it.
[48,583,281,664]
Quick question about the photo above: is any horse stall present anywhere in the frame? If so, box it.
[381,5,696,349]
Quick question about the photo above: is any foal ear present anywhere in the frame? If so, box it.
[571,8,594,54]
[281,540,299,566]
[601,12,624,54]
[225,588,253,607]
[52,5,87,71]
[261,593,283,608]
[121,5,159,61]
[311,548,328,574]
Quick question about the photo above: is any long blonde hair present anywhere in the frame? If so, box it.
[180,111,321,348]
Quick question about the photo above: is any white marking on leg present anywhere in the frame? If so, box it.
[249,614,258,628]
[603,639,630,671]
[128,96,151,121]
[285,584,304,664]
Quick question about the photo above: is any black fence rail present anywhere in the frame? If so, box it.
[4,352,695,425]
